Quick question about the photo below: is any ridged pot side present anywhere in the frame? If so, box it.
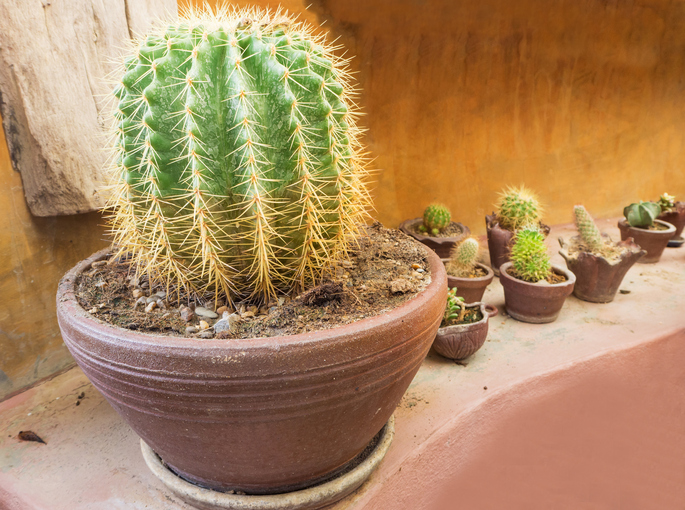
[399,218,470,258]
[499,262,576,324]
[559,237,646,303]
[57,247,447,495]
[441,260,494,303]
[432,303,497,360]
[485,214,514,275]
[617,219,675,263]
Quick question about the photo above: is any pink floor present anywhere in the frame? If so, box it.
[1,219,684,510]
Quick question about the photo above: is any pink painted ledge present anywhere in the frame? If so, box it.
[1,219,685,510]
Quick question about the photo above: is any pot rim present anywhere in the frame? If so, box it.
[617,218,676,234]
[57,242,447,352]
[437,302,498,334]
[399,218,469,244]
[441,261,495,283]
[499,262,577,288]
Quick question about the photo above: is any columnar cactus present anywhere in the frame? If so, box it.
[624,201,661,229]
[420,203,451,236]
[510,226,551,283]
[495,186,542,231]
[108,6,370,302]
[447,237,479,277]
[573,205,605,254]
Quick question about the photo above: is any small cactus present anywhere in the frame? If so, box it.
[624,201,661,228]
[447,237,479,277]
[574,205,605,254]
[510,226,551,283]
[495,186,543,231]
[443,287,466,325]
[658,193,676,213]
[420,204,451,236]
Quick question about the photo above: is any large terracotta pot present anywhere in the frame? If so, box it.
[441,260,494,303]
[57,247,447,495]
[617,219,675,263]
[485,214,550,275]
[399,218,470,258]
[657,201,685,240]
[499,262,576,324]
[558,237,645,303]
[433,303,498,360]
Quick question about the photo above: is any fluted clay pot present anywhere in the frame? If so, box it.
[433,303,498,360]
[657,201,685,242]
[57,246,447,496]
[499,262,576,324]
[485,214,551,275]
[441,260,494,303]
[617,219,675,263]
[558,236,646,303]
[399,218,470,258]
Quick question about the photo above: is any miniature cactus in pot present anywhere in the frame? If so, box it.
[446,237,479,277]
[619,201,675,263]
[509,226,551,283]
[108,6,371,303]
[419,203,451,236]
[559,205,645,303]
[623,201,661,229]
[494,186,543,232]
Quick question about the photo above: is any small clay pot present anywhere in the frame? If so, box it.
[499,262,576,324]
[433,303,498,360]
[399,218,470,258]
[485,214,551,275]
[441,260,494,303]
[617,219,675,263]
[657,201,685,241]
[558,236,646,303]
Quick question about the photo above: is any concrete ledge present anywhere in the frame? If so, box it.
[1,219,684,510]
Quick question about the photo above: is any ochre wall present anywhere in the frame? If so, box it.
[0,119,109,400]
[3,0,685,399]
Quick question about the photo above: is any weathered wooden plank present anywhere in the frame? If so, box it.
[0,0,175,216]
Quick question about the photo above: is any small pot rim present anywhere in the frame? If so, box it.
[441,261,495,283]
[499,262,577,288]
[618,218,676,234]
[437,302,498,334]
[399,218,469,245]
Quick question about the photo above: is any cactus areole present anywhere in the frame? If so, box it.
[109,7,370,303]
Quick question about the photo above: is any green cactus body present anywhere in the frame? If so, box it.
[423,204,451,235]
[447,237,479,277]
[574,205,604,254]
[109,7,370,302]
[510,226,551,283]
[658,193,676,213]
[495,186,542,231]
[624,201,661,228]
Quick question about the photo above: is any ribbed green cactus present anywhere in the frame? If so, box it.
[495,186,543,231]
[624,201,660,229]
[510,226,551,283]
[420,203,451,236]
[574,205,604,254]
[447,237,479,277]
[108,6,370,302]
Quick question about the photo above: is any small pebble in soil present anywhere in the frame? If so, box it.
[134,296,147,310]
[155,291,166,299]
[179,306,195,322]
[198,330,215,339]
[91,260,107,268]
[217,305,228,315]
[132,289,144,299]
[88,307,98,314]
[146,296,157,304]
[186,326,198,334]
[412,263,421,269]
[199,320,210,330]
[145,301,157,313]
[156,299,167,310]
[416,268,425,273]
[213,319,231,334]
[195,307,219,319]
[242,310,255,318]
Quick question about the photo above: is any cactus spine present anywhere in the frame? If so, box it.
[421,203,451,236]
[495,186,542,231]
[447,237,479,277]
[573,205,605,254]
[107,6,370,303]
[624,201,661,229]
[510,226,551,283]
